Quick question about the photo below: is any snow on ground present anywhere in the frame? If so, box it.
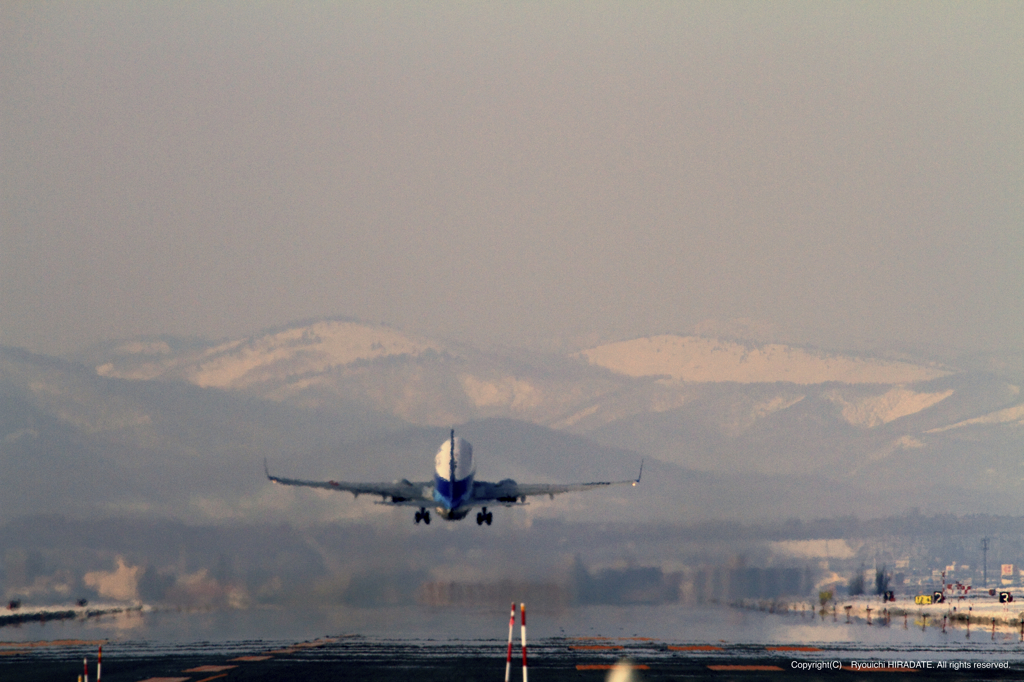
[745,594,1024,630]
[769,539,857,560]
[188,321,441,389]
[822,387,955,428]
[577,336,952,385]
[927,403,1024,433]
[97,321,442,388]
[460,374,543,412]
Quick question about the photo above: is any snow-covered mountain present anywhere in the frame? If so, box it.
[3,319,1022,523]
[94,319,445,386]
[576,335,953,385]
[84,321,1023,458]
[82,320,1024,475]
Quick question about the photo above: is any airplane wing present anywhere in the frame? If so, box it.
[264,460,432,505]
[471,460,643,506]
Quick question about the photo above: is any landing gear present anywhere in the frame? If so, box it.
[476,507,493,526]
[415,508,431,525]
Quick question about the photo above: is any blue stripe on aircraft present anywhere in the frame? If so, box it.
[433,474,472,509]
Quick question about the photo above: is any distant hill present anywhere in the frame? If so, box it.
[576,335,953,384]
[2,319,1022,524]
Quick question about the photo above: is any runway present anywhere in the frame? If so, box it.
[3,635,1024,682]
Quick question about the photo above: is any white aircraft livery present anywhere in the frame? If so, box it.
[265,430,642,525]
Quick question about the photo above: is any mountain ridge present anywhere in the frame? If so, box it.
[2,318,1022,524]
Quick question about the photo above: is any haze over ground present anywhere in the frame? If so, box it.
[3,3,1021,359]
[3,318,1023,525]
[5,5,1024,640]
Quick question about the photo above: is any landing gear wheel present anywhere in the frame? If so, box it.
[415,508,427,524]
[476,512,484,525]
[485,511,493,526]
[423,510,431,525]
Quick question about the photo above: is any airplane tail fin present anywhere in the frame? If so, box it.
[449,428,456,483]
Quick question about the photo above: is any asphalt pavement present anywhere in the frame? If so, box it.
[3,635,1024,682]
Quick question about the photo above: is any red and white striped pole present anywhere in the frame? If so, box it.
[504,602,515,682]
[520,602,528,682]
[83,657,88,682]
[97,645,102,682]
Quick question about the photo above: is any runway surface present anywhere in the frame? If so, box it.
[4,635,1024,682]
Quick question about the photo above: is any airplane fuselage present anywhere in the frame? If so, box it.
[266,428,640,526]
[432,436,475,520]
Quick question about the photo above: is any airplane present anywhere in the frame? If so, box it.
[265,429,642,525]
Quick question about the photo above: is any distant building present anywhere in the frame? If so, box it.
[1001,564,1014,586]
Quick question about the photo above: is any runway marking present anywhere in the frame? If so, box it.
[766,646,822,652]
[708,665,784,671]
[0,639,106,647]
[569,645,624,650]
[183,665,237,673]
[195,675,229,682]
[568,636,657,643]
[291,637,338,647]
[669,645,723,651]
[263,637,338,655]
[569,636,614,640]
[576,664,651,670]
[230,655,273,661]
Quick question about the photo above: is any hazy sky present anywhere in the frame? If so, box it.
[3,2,1022,357]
